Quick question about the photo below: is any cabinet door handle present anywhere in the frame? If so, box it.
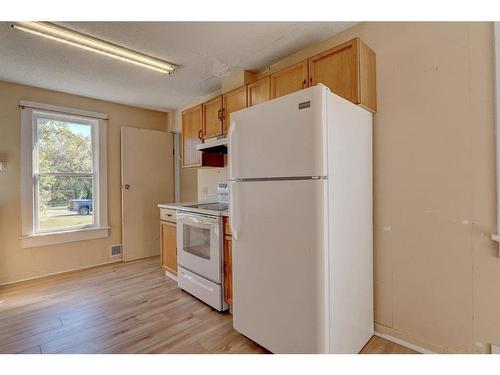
[198,129,203,140]
[217,109,222,120]
[303,78,307,88]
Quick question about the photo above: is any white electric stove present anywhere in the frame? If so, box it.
[175,183,229,311]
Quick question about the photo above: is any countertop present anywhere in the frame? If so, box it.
[158,202,229,217]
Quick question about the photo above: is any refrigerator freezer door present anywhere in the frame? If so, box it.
[229,85,328,180]
[230,179,327,353]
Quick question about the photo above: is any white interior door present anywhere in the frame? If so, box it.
[121,126,173,262]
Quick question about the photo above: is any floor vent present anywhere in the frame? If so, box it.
[110,244,122,257]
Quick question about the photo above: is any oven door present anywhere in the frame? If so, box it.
[177,212,222,284]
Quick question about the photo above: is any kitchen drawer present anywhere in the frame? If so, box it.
[223,216,231,236]
[178,266,225,311]
[160,208,176,223]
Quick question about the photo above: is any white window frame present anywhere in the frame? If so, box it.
[20,101,109,248]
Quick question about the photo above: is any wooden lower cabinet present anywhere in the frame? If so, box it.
[223,216,232,305]
[223,234,232,306]
[160,221,177,276]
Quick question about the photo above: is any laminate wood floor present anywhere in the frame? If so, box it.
[0,257,416,354]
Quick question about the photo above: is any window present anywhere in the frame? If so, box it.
[21,101,108,248]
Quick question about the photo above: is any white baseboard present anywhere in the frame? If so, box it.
[164,270,178,282]
[0,258,122,286]
[374,331,436,354]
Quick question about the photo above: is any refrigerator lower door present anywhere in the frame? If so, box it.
[230,179,327,353]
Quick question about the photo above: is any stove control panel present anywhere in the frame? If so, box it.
[217,183,228,204]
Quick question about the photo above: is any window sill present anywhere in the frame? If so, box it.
[20,226,110,248]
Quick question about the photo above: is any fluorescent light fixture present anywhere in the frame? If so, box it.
[11,22,177,75]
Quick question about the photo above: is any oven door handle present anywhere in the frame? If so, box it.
[177,212,219,224]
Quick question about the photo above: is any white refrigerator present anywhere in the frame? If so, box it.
[228,84,373,354]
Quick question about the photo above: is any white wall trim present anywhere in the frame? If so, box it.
[164,270,178,282]
[19,100,108,120]
[20,107,35,237]
[20,226,110,248]
[374,331,436,354]
[0,258,122,287]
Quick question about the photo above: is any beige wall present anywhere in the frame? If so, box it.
[338,21,498,354]
[177,22,500,353]
[197,167,227,202]
[180,166,198,202]
[0,80,172,285]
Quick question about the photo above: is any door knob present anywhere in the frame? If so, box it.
[124,184,130,190]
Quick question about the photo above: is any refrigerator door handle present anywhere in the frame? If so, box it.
[229,184,239,241]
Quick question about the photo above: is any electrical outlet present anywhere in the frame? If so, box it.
[202,186,208,195]
[492,344,500,354]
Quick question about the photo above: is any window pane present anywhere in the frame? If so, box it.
[38,175,94,231]
[37,117,92,173]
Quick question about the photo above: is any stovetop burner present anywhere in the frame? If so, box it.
[185,203,228,211]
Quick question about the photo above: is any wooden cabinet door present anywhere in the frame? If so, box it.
[308,38,359,104]
[223,235,232,305]
[247,76,270,107]
[181,105,202,167]
[223,86,247,134]
[202,95,223,139]
[160,221,177,275]
[270,60,308,99]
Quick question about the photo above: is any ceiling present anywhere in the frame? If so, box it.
[0,22,356,111]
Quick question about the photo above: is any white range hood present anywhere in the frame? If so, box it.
[197,134,228,152]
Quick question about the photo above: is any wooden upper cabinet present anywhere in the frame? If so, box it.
[202,95,223,139]
[308,38,377,112]
[223,86,247,134]
[270,60,308,99]
[247,76,270,107]
[181,105,202,167]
